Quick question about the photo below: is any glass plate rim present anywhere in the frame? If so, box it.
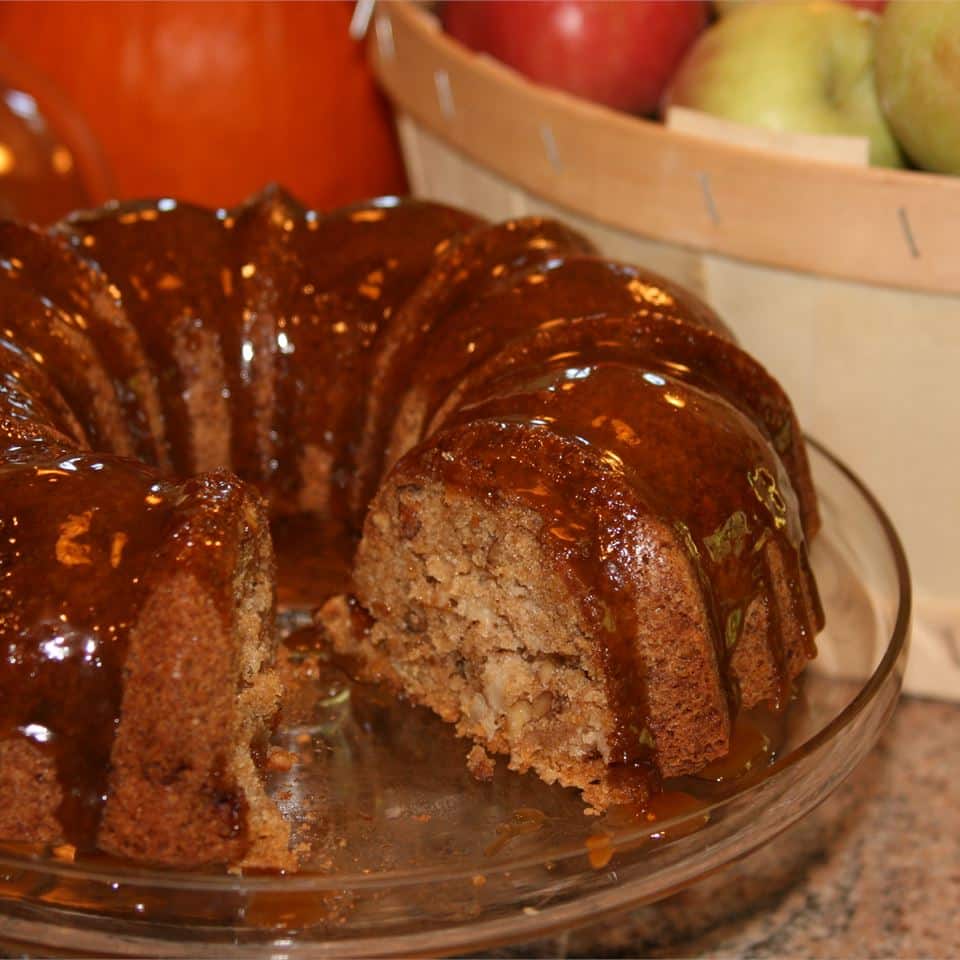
[0,436,911,893]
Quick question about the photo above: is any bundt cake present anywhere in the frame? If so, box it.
[0,187,822,869]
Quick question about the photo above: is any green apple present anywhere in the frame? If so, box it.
[664,1,903,167]
[715,0,889,14]
[875,1,960,174]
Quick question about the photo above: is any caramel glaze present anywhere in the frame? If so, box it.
[429,313,820,540]
[401,359,821,776]
[228,185,306,487]
[1,432,178,845]
[262,197,479,523]
[0,272,135,457]
[273,215,592,604]
[0,221,168,468]
[354,216,596,516]
[57,199,240,476]
[56,189,317,485]
[410,256,733,408]
[383,256,743,478]
[54,193,479,517]
[0,338,86,445]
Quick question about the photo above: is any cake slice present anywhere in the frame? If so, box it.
[100,472,290,869]
[0,437,291,869]
[324,359,821,805]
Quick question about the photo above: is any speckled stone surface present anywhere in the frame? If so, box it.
[489,696,960,959]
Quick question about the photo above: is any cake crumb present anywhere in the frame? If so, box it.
[52,843,76,862]
[472,873,487,887]
[467,744,495,782]
[266,748,299,773]
[585,832,615,870]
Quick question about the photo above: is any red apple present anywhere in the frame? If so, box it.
[844,0,888,11]
[440,0,709,115]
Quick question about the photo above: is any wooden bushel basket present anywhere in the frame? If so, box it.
[370,1,959,699]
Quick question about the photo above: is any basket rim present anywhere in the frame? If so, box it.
[373,1,960,297]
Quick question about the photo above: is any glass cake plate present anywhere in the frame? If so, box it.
[0,439,910,958]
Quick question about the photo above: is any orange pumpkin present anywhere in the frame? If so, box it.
[0,0,407,208]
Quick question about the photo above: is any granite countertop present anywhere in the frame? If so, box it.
[494,696,960,959]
